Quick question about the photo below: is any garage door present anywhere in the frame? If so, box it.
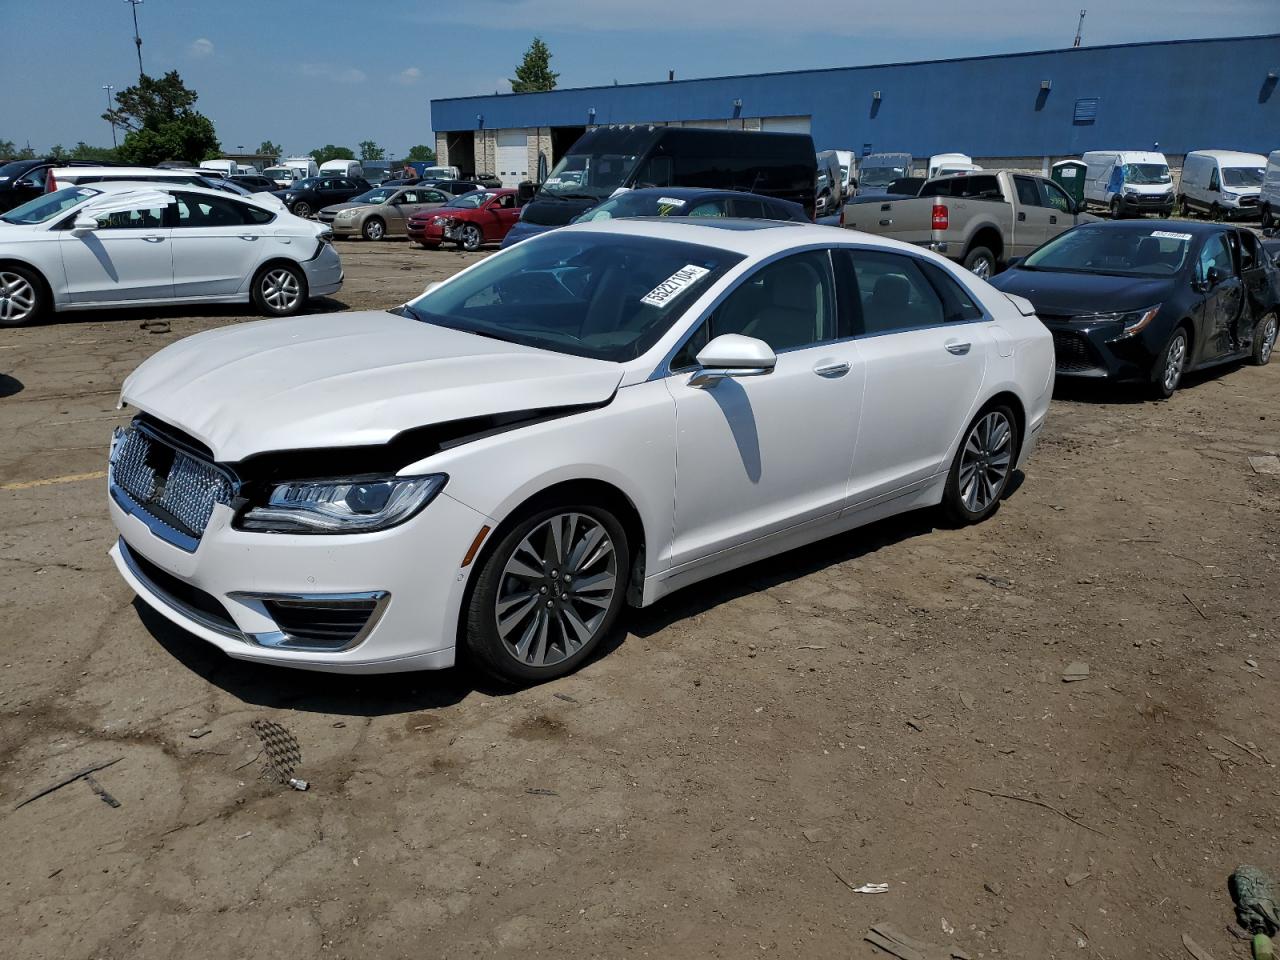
[760,116,812,134]
[684,119,728,129]
[496,131,528,187]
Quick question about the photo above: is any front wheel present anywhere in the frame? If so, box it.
[465,504,630,685]
[362,217,385,241]
[291,201,312,218]
[1110,198,1123,219]
[1210,203,1223,222]
[1251,313,1277,366]
[251,262,308,317]
[457,223,483,252]
[962,246,996,279]
[941,405,1018,526]
[0,265,46,327]
[1150,328,1189,398]
[1262,205,1274,230]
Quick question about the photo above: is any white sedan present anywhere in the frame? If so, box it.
[0,181,342,326]
[108,219,1054,683]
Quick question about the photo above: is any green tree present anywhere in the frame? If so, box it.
[47,144,67,160]
[0,139,16,158]
[358,140,385,163]
[510,37,558,93]
[310,144,355,165]
[258,140,281,159]
[69,142,120,163]
[103,71,220,165]
[405,144,436,163]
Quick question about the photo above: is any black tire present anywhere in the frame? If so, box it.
[1110,198,1123,219]
[1150,327,1189,399]
[291,201,312,218]
[464,500,631,685]
[361,217,385,241]
[962,246,996,280]
[1177,194,1187,216]
[1262,205,1274,230]
[1251,312,1277,366]
[941,403,1019,526]
[0,263,47,328]
[457,223,483,252]
[251,262,309,317]
[1210,203,1223,222]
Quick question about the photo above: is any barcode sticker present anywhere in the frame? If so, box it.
[1151,230,1192,241]
[641,264,711,308]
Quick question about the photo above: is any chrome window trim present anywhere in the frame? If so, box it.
[118,538,245,641]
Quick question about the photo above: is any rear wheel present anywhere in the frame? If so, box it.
[941,404,1018,526]
[1150,327,1189,398]
[1210,202,1223,222]
[251,262,308,317]
[1251,313,1277,366]
[362,217,385,241]
[0,265,45,327]
[291,201,312,218]
[1177,195,1190,217]
[1262,205,1274,230]
[457,223,483,252]
[962,246,996,279]
[465,502,630,685]
[1110,198,1123,219]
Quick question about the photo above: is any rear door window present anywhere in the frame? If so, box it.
[836,249,949,335]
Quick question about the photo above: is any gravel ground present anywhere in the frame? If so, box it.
[2,238,1278,960]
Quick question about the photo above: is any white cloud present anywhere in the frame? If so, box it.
[394,67,422,86]
[298,63,367,84]
[188,37,214,58]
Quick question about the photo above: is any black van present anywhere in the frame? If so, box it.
[503,126,816,247]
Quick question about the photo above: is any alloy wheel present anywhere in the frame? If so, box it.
[364,219,384,240]
[461,225,482,251]
[957,411,1013,514]
[1261,316,1278,364]
[0,271,37,325]
[1163,333,1187,393]
[261,268,301,313]
[970,257,992,280]
[493,512,617,668]
[293,202,311,218]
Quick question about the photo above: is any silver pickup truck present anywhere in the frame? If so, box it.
[840,170,1095,279]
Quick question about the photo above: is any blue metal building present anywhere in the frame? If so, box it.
[430,34,1280,185]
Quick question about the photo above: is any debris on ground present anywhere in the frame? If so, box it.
[854,883,890,894]
[13,757,124,810]
[249,719,304,787]
[976,573,1014,590]
[188,727,211,739]
[525,788,558,797]
[1230,865,1280,936]
[983,880,1003,896]
[84,774,120,808]
[1254,933,1275,960]
[906,719,924,732]
[865,923,938,960]
[287,778,309,792]
[1182,932,1216,960]
[1062,662,1090,682]
[801,826,830,843]
[1247,455,1280,475]
[553,692,577,703]
[1065,871,1091,887]
[139,319,170,334]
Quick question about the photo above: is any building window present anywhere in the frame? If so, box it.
[1073,98,1099,124]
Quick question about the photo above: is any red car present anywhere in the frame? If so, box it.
[407,189,520,251]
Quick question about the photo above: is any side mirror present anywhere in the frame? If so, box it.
[71,215,98,233]
[1208,183,1220,193]
[1205,266,1223,288]
[517,181,536,204]
[689,334,777,387]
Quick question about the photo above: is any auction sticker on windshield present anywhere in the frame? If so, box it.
[1151,231,1192,241]
[641,265,711,308]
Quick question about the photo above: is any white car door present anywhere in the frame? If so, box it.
[665,250,865,567]
[58,198,173,304]
[169,192,271,298]
[839,248,990,506]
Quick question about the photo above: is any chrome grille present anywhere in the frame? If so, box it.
[110,424,234,549]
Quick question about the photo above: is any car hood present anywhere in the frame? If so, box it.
[319,201,370,215]
[989,269,1175,317]
[120,310,624,462]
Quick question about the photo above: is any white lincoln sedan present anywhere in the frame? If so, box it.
[108,219,1053,683]
[0,181,341,326]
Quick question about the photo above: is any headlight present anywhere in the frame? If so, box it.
[239,474,447,534]
[431,216,448,225]
[1085,304,1161,337]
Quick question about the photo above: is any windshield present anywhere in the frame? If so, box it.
[404,232,744,361]
[1223,166,1265,188]
[0,161,35,181]
[1,186,100,224]
[860,165,910,187]
[572,193,702,221]
[444,192,491,209]
[291,178,317,190]
[541,152,639,198]
[264,167,292,178]
[353,188,394,204]
[1122,163,1171,185]
[1024,224,1191,278]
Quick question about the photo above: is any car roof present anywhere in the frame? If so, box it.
[557,216,864,256]
[1073,218,1241,237]
[76,179,278,207]
[1186,149,1267,165]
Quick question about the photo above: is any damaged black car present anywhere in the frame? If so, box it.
[991,220,1280,398]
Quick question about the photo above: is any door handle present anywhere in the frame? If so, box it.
[813,360,851,377]
[238,235,260,241]
[1049,215,1058,224]
[878,218,892,226]
[141,235,165,243]
[944,340,971,355]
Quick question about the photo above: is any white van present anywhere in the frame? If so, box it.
[1179,150,1266,221]
[1261,150,1280,230]
[928,153,982,179]
[198,159,237,178]
[833,150,857,196]
[1082,150,1174,217]
[282,157,320,180]
[419,165,462,181]
[318,159,365,179]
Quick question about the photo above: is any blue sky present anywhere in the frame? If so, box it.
[3,0,1277,158]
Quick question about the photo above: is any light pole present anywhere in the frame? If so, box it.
[126,0,144,79]
[103,84,117,148]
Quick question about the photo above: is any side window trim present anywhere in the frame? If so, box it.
[835,246,992,341]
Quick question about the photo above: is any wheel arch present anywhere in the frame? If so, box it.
[0,257,55,303]
[965,225,1004,263]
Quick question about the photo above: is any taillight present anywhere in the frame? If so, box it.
[931,203,949,230]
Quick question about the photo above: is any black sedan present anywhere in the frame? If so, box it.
[990,221,1279,397]
[271,175,371,217]
[0,158,105,212]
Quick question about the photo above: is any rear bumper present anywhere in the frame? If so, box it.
[302,245,343,297]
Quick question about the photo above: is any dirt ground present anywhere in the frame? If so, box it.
[2,238,1278,960]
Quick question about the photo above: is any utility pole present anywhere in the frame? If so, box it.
[126,0,144,78]
[103,84,117,148]
[1073,9,1086,48]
